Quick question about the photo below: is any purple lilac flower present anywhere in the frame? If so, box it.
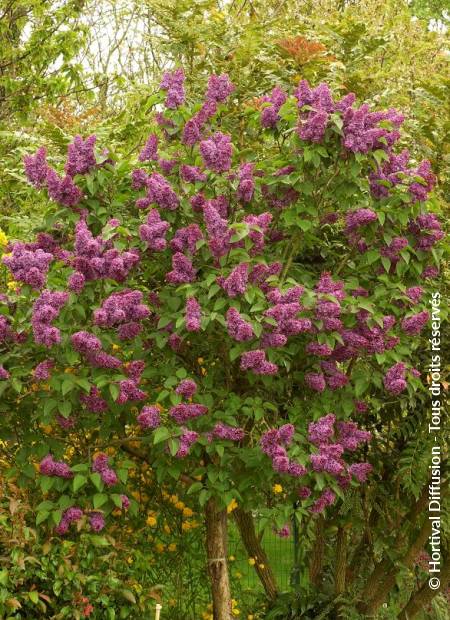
[348,462,373,482]
[46,168,83,207]
[200,132,232,173]
[305,372,326,392]
[337,421,371,451]
[89,511,105,532]
[160,68,185,108]
[244,212,272,253]
[240,350,278,375]
[168,333,183,351]
[298,486,312,499]
[39,454,72,478]
[226,307,254,341]
[206,73,235,102]
[24,147,49,188]
[32,290,68,347]
[93,291,150,336]
[139,134,158,162]
[117,379,146,404]
[306,342,333,356]
[185,297,201,332]
[169,403,208,423]
[237,163,255,202]
[170,224,203,255]
[180,164,207,183]
[406,287,423,305]
[354,400,368,414]
[71,331,102,354]
[218,263,248,298]
[137,405,161,429]
[33,359,54,380]
[139,209,170,251]
[408,214,444,251]
[3,243,53,289]
[345,209,377,233]
[80,387,108,413]
[144,172,179,211]
[299,110,329,142]
[159,158,177,175]
[211,423,245,441]
[175,379,197,399]
[121,495,130,510]
[65,135,97,176]
[276,525,291,538]
[68,271,85,293]
[314,272,345,301]
[310,488,336,513]
[166,253,196,284]
[176,429,199,458]
[261,87,287,128]
[401,311,429,335]
[383,362,407,395]
[0,366,10,380]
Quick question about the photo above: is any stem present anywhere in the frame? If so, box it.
[309,515,325,587]
[205,497,233,620]
[233,508,278,600]
[398,556,450,619]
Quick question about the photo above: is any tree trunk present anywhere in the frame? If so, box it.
[205,497,232,620]
[309,515,325,587]
[234,508,278,600]
[398,557,450,619]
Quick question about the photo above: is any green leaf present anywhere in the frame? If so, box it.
[36,511,50,525]
[153,426,170,444]
[187,481,203,495]
[93,493,108,509]
[73,474,87,493]
[28,591,39,604]
[90,472,103,491]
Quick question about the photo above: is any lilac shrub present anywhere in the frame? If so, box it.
[0,71,443,583]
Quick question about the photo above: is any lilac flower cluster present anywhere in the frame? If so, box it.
[401,311,429,335]
[94,289,150,340]
[33,358,55,380]
[32,290,68,347]
[205,73,235,103]
[200,132,232,173]
[139,134,158,162]
[166,253,196,284]
[175,379,197,399]
[211,423,245,442]
[383,362,420,395]
[180,164,207,183]
[203,202,232,260]
[80,387,108,413]
[160,68,185,108]
[310,488,336,514]
[139,209,170,251]
[0,366,10,380]
[0,316,13,344]
[237,163,255,203]
[71,331,121,370]
[226,307,254,341]
[3,243,53,289]
[345,208,377,233]
[24,147,49,188]
[260,425,306,476]
[46,168,83,207]
[185,297,201,331]
[55,506,84,535]
[182,100,217,146]
[136,172,179,211]
[243,212,272,254]
[65,135,97,176]
[408,214,444,251]
[40,454,72,478]
[218,263,248,297]
[176,429,199,458]
[170,224,203,255]
[73,218,139,285]
[308,414,372,487]
[240,349,278,375]
[92,452,118,486]
[169,403,208,423]
[89,511,105,532]
[369,149,436,202]
[261,87,287,128]
[342,105,404,153]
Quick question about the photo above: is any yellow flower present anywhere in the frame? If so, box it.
[182,506,194,517]
[168,598,176,607]
[248,616,254,620]
[146,515,157,527]
[197,357,204,364]
[248,557,256,566]
[112,344,120,351]
[228,555,235,562]
[155,543,165,553]
[164,524,171,534]
[258,564,265,569]
[227,498,238,513]
[182,521,191,532]
[7,281,18,291]
[0,228,7,246]
[64,367,74,373]
[127,556,133,564]
[235,571,242,579]
[175,501,185,510]
[168,543,177,552]
[232,610,240,617]
[273,484,283,494]
[170,494,179,504]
